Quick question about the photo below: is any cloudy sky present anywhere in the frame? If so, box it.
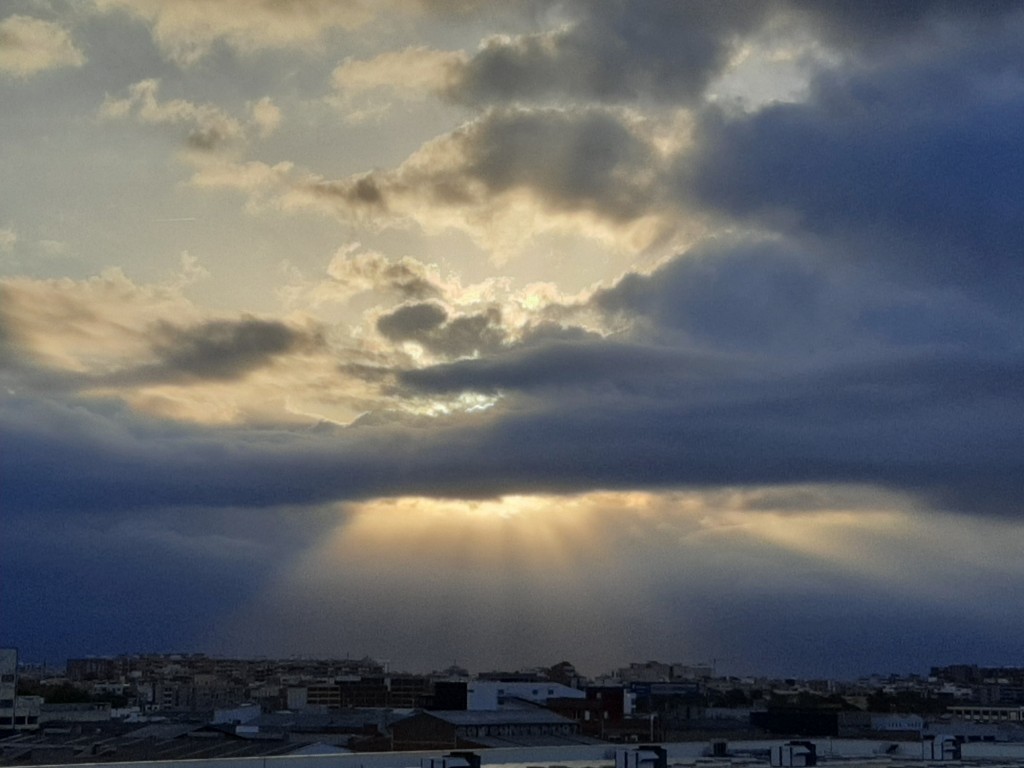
[3,0,1024,679]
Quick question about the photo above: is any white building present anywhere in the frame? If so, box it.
[0,648,39,732]
[948,704,1024,722]
[0,648,17,730]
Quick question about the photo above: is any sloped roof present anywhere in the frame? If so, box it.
[421,709,574,726]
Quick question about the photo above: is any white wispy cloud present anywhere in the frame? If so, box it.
[248,96,282,138]
[93,0,376,65]
[101,79,281,151]
[0,227,16,252]
[332,47,466,99]
[0,15,85,77]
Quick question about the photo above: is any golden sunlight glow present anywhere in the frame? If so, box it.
[213,486,1024,667]
[311,486,925,581]
[397,390,501,417]
[305,485,1024,605]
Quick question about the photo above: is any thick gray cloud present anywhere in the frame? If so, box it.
[4,328,1023,518]
[457,107,659,220]
[785,0,1024,51]
[303,106,666,239]
[377,301,506,358]
[680,19,1024,297]
[591,239,1020,358]
[443,1,1024,107]
[444,0,768,106]
[376,301,448,339]
[98,316,322,385]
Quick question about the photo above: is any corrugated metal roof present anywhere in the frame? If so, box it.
[423,709,574,726]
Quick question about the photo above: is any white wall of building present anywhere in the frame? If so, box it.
[0,648,19,730]
[287,687,309,710]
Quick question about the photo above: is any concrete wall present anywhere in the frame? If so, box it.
[962,741,1024,760]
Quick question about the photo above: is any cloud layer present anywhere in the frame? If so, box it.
[3,0,1024,675]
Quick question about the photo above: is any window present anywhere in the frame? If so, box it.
[0,674,14,683]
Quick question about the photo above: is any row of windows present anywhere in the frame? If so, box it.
[485,688,558,696]
[950,707,1024,721]
[0,716,35,726]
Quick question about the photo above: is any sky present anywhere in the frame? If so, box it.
[2,0,1024,680]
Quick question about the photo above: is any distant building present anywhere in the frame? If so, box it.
[0,650,40,733]
[618,662,673,683]
[617,661,714,685]
[948,705,1024,722]
[0,649,16,731]
[432,682,469,711]
[39,702,111,725]
[66,657,121,682]
[288,674,431,711]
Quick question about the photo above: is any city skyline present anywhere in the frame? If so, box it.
[12,649,1022,685]
[3,1,1024,679]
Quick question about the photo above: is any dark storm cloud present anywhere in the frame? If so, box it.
[594,240,830,352]
[458,108,659,220]
[101,317,322,385]
[785,0,1024,50]
[679,20,1024,296]
[377,301,448,339]
[5,322,1024,518]
[442,1,1024,108]
[590,239,1020,357]
[383,216,1024,515]
[408,347,1024,514]
[377,301,506,358]
[399,339,732,396]
[315,107,665,229]
[444,0,768,106]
